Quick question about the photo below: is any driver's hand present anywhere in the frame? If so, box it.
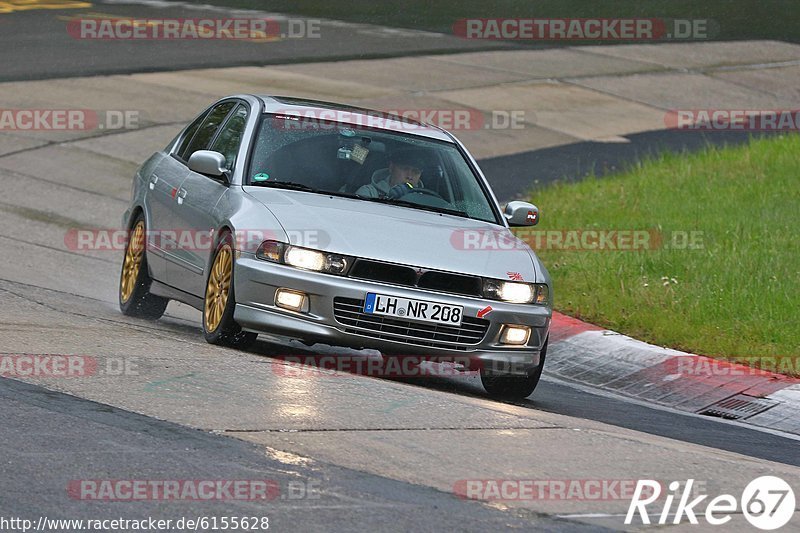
[387,182,414,199]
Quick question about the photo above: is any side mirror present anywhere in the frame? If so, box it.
[504,201,539,226]
[188,150,228,178]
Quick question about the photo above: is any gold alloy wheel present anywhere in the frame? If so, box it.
[120,221,145,303]
[205,243,233,333]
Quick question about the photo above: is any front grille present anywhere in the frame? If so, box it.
[333,297,489,350]
[418,271,482,296]
[348,259,482,297]
[349,260,416,285]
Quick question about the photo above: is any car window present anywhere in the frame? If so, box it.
[179,101,236,161]
[209,104,248,171]
[175,111,208,160]
[248,115,500,224]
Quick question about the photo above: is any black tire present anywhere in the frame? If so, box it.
[202,231,258,349]
[119,214,168,319]
[481,338,547,400]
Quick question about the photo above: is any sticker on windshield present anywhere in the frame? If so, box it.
[350,144,369,165]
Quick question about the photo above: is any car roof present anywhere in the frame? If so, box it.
[252,95,455,142]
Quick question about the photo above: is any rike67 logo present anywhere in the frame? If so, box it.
[627,476,795,530]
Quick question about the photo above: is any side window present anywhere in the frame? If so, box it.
[180,101,236,161]
[210,104,248,171]
[175,111,207,160]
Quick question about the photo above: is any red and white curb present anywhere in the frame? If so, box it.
[546,312,800,435]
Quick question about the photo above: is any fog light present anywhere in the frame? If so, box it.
[275,288,306,312]
[500,325,530,345]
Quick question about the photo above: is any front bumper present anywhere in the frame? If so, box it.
[233,254,551,376]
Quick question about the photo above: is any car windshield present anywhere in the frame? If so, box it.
[246,113,499,224]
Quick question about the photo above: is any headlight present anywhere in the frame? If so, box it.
[285,246,326,271]
[255,241,349,275]
[483,279,549,305]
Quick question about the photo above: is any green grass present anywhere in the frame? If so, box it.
[526,135,800,370]
[190,0,800,43]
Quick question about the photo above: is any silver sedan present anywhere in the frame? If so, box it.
[119,95,552,399]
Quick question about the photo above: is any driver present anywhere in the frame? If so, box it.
[356,148,428,199]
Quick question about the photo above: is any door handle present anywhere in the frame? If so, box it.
[177,188,187,205]
[149,174,159,190]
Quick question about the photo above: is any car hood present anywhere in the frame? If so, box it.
[244,188,539,282]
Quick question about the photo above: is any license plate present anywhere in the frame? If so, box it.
[364,293,463,326]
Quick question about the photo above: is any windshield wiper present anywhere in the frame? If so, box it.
[358,196,469,219]
[246,181,469,218]
[246,180,317,192]
[246,180,365,201]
